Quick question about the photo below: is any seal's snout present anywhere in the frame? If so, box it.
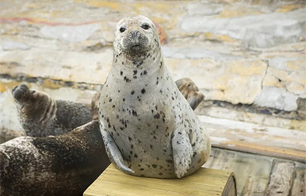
[129,30,141,39]
[12,84,31,102]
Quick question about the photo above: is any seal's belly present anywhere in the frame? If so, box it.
[100,89,178,178]
[111,124,176,178]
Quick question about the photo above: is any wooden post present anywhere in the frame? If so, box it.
[84,164,237,196]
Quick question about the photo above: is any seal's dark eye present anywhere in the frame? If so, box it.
[119,27,126,33]
[141,24,150,30]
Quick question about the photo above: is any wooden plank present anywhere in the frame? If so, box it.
[291,169,306,196]
[199,116,306,162]
[265,160,295,196]
[207,148,236,171]
[84,164,236,196]
[202,148,217,168]
[215,141,306,163]
[207,148,272,195]
[241,157,272,196]
[291,162,306,196]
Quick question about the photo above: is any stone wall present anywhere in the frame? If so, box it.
[0,0,305,137]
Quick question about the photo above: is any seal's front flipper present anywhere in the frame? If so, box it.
[175,78,204,110]
[187,92,204,110]
[171,129,193,178]
[99,122,134,174]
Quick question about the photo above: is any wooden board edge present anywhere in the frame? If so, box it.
[212,144,306,164]
[221,172,237,196]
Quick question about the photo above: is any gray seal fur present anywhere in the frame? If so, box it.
[12,84,92,137]
[99,15,210,178]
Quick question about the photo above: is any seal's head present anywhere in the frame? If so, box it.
[114,15,160,60]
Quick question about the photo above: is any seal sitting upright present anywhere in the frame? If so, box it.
[99,15,210,178]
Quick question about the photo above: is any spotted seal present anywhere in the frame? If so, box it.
[12,84,92,137]
[99,15,210,178]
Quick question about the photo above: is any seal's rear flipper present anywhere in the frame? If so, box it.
[171,129,193,178]
[99,123,134,174]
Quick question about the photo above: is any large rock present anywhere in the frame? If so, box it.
[254,87,298,111]
[166,58,267,104]
[181,8,306,48]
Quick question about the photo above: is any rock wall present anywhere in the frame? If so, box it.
[0,0,305,138]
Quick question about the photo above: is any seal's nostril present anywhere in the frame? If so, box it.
[130,30,140,39]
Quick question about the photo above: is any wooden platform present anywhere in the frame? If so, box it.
[205,148,306,196]
[84,164,237,196]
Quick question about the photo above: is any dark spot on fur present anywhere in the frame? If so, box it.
[166,159,173,164]
[154,113,160,119]
[141,88,146,94]
[131,90,135,95]
[152,164,157,168]
[193,152,197,157]
[124,76,131,83]
[159,173,163,175]
[120,71,123,75]
[128,137,132,141]
[132,110,137,116]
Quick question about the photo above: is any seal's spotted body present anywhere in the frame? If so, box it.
[99,15,210,178]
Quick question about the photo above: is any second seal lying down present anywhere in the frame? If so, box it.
[99,15,211,178]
